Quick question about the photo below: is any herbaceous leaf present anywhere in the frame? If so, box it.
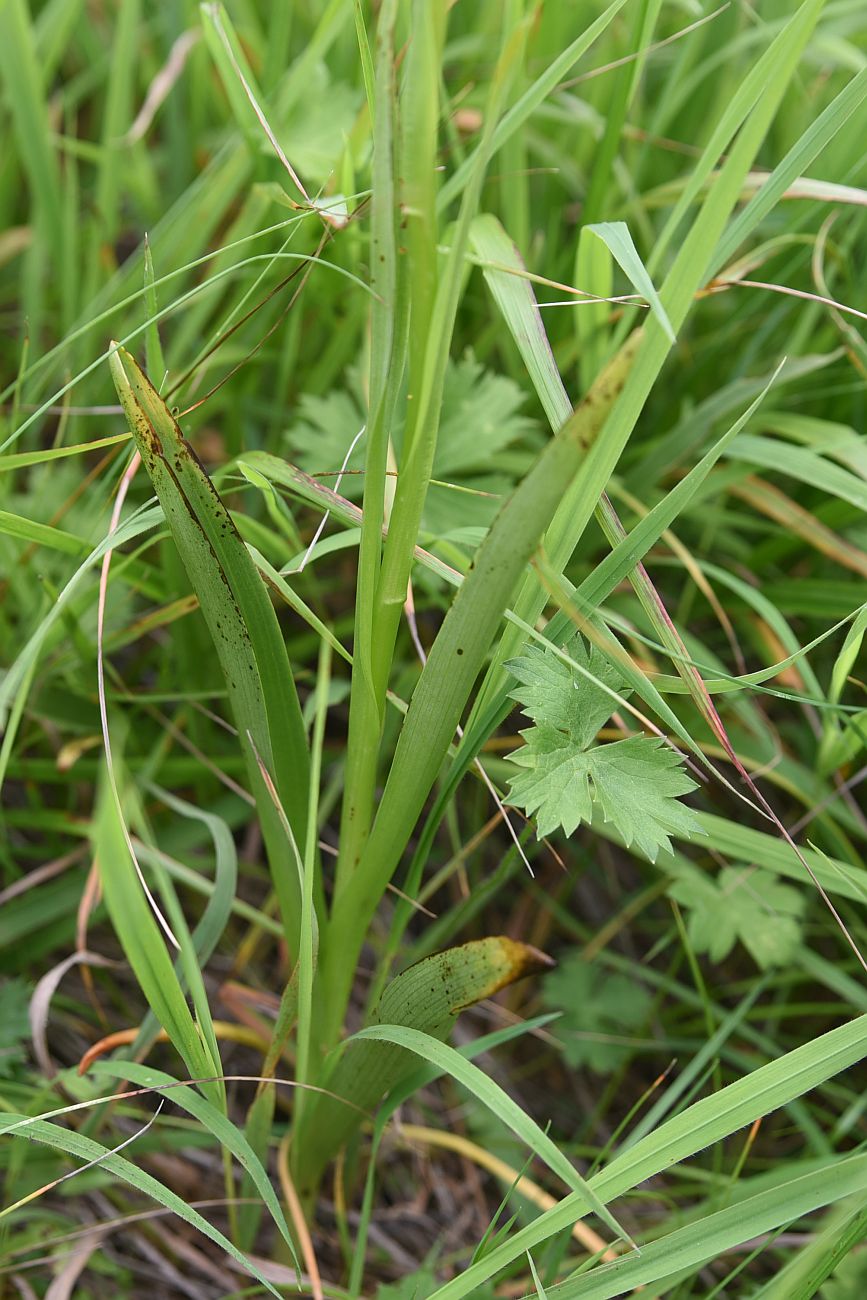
[133,787,238,1054]
[506,637,623,748]
[755,1193,867,1299]
[287,378,366,491]
[108,347,309,830]
[582,738,701,859]
[326,326,642,1040]
[508,733,698,858]
[286,354,535,533]
[669,864,805,970]
[506,636,699,860]
[543,958,652,1074]
[353,1024,634,1251]
[280,67,360,185]
[435,353,536,477]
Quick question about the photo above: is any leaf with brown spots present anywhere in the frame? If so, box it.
[109,345,311,955]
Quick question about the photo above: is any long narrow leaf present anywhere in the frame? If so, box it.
[109,345,311,952]
[0,1110,283,1297]
[428,1014,867,1298]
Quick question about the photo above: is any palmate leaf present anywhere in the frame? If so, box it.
[506,637,699,861]
[543,958,653,1074]
[376,1270,439,1300]
[669,863,805,969]
[508,732,699,858]
[507,638,623,747]
[286,353,536,534]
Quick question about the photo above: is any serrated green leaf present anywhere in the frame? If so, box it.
[286,353,534,535]
[506,637,624,749]
[506,637,699,860]
[670,864,805,970]
[543,959,652,1074]
[585,738,701,861]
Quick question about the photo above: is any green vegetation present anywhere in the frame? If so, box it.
[2,0,867,1295]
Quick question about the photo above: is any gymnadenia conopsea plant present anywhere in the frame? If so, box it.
[81,0,867,1287]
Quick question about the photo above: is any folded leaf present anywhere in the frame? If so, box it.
[294,937,552,1195]
[108,344,310,953]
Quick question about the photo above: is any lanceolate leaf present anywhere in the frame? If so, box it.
[584,221,675,344]
[92,767,220,1095]
[538,1155,867,1299]
[428,1014,867,1299]
[0,1111,284,1298]
[109,344,311,953]
[295,938,553,1196]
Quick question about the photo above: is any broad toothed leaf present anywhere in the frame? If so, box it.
[506,636,623,748]
[669,863,805,969]
[508,732,699,859]
[506,636,699,860]
[543,957,653,1074]
[286,353,536,536]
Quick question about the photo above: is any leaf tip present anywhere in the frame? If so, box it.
[108,341,134,392]
[498,936,556,981]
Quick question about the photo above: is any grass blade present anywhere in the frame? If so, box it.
[543,1156,867,1298]
[0,1109,284,1297]
[428,1014,867,1297]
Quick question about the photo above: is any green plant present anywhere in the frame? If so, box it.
[505,633,700,856]
[3,0,867,1295]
